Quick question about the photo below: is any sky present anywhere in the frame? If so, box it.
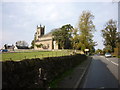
[0,0,118,50]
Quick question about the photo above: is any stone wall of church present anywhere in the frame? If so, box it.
[35,40,53,50]
[53,41,58,50]
[34,36,58,50]
[38,36,52,41]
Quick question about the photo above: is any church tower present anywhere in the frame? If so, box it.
[35,24,45,40]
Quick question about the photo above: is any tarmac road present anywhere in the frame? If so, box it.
[82,56,119,88]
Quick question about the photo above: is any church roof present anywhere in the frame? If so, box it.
[41,32,52,37]
[42,28,60,37]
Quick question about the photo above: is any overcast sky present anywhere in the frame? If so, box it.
[0,0,118,50]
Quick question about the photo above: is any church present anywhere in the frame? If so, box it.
[34,25,58,50]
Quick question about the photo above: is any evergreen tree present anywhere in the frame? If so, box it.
[52,24,73,49]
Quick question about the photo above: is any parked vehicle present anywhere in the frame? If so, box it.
[105,52,112,58]
[0,50,2,53]
[1,49,8,52]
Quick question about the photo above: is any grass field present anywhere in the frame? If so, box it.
[1,50,72,61]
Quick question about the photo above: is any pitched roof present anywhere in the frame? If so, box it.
[41,32,52,37]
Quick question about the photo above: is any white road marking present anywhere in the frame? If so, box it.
[110,61,118,66]
[106,58,118,66]
[106,58,110,61]
[99,56,118,66]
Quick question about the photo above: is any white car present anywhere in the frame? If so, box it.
[105,53,112,58]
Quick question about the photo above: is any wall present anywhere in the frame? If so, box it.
[35,36,58,50]
[53,41,58,50]
[2,54,87,88]
[35,39,53,50]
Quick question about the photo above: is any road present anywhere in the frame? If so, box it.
[82,56,119,88]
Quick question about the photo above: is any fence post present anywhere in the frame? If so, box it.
[38,68,47,88]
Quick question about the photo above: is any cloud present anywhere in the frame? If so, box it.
[2,2,77,47]
[22,2,75,23]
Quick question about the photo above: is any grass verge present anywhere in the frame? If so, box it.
[49,60,85,88]
[49,68,74,88]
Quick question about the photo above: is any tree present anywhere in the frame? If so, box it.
[16,41,29,49]
[101,19,119,52]
[52,24,73,49]
[31,40,35,49]
[52,28,63,49]
[4,44,7,49]
[35,44,43,48]
[95,49,103,54]
[77,11,96,52]
[71,28,80,49]
[103,45,112,53]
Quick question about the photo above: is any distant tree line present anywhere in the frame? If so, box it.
[3,41,29,50]
[16,41,29,49]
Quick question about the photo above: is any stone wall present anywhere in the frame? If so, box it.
[35,39,53,50]
[35,36,58,50]
[2,54,87,88]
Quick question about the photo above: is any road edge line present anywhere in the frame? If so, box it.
[74,56,92,89]
[111,61,118,66]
